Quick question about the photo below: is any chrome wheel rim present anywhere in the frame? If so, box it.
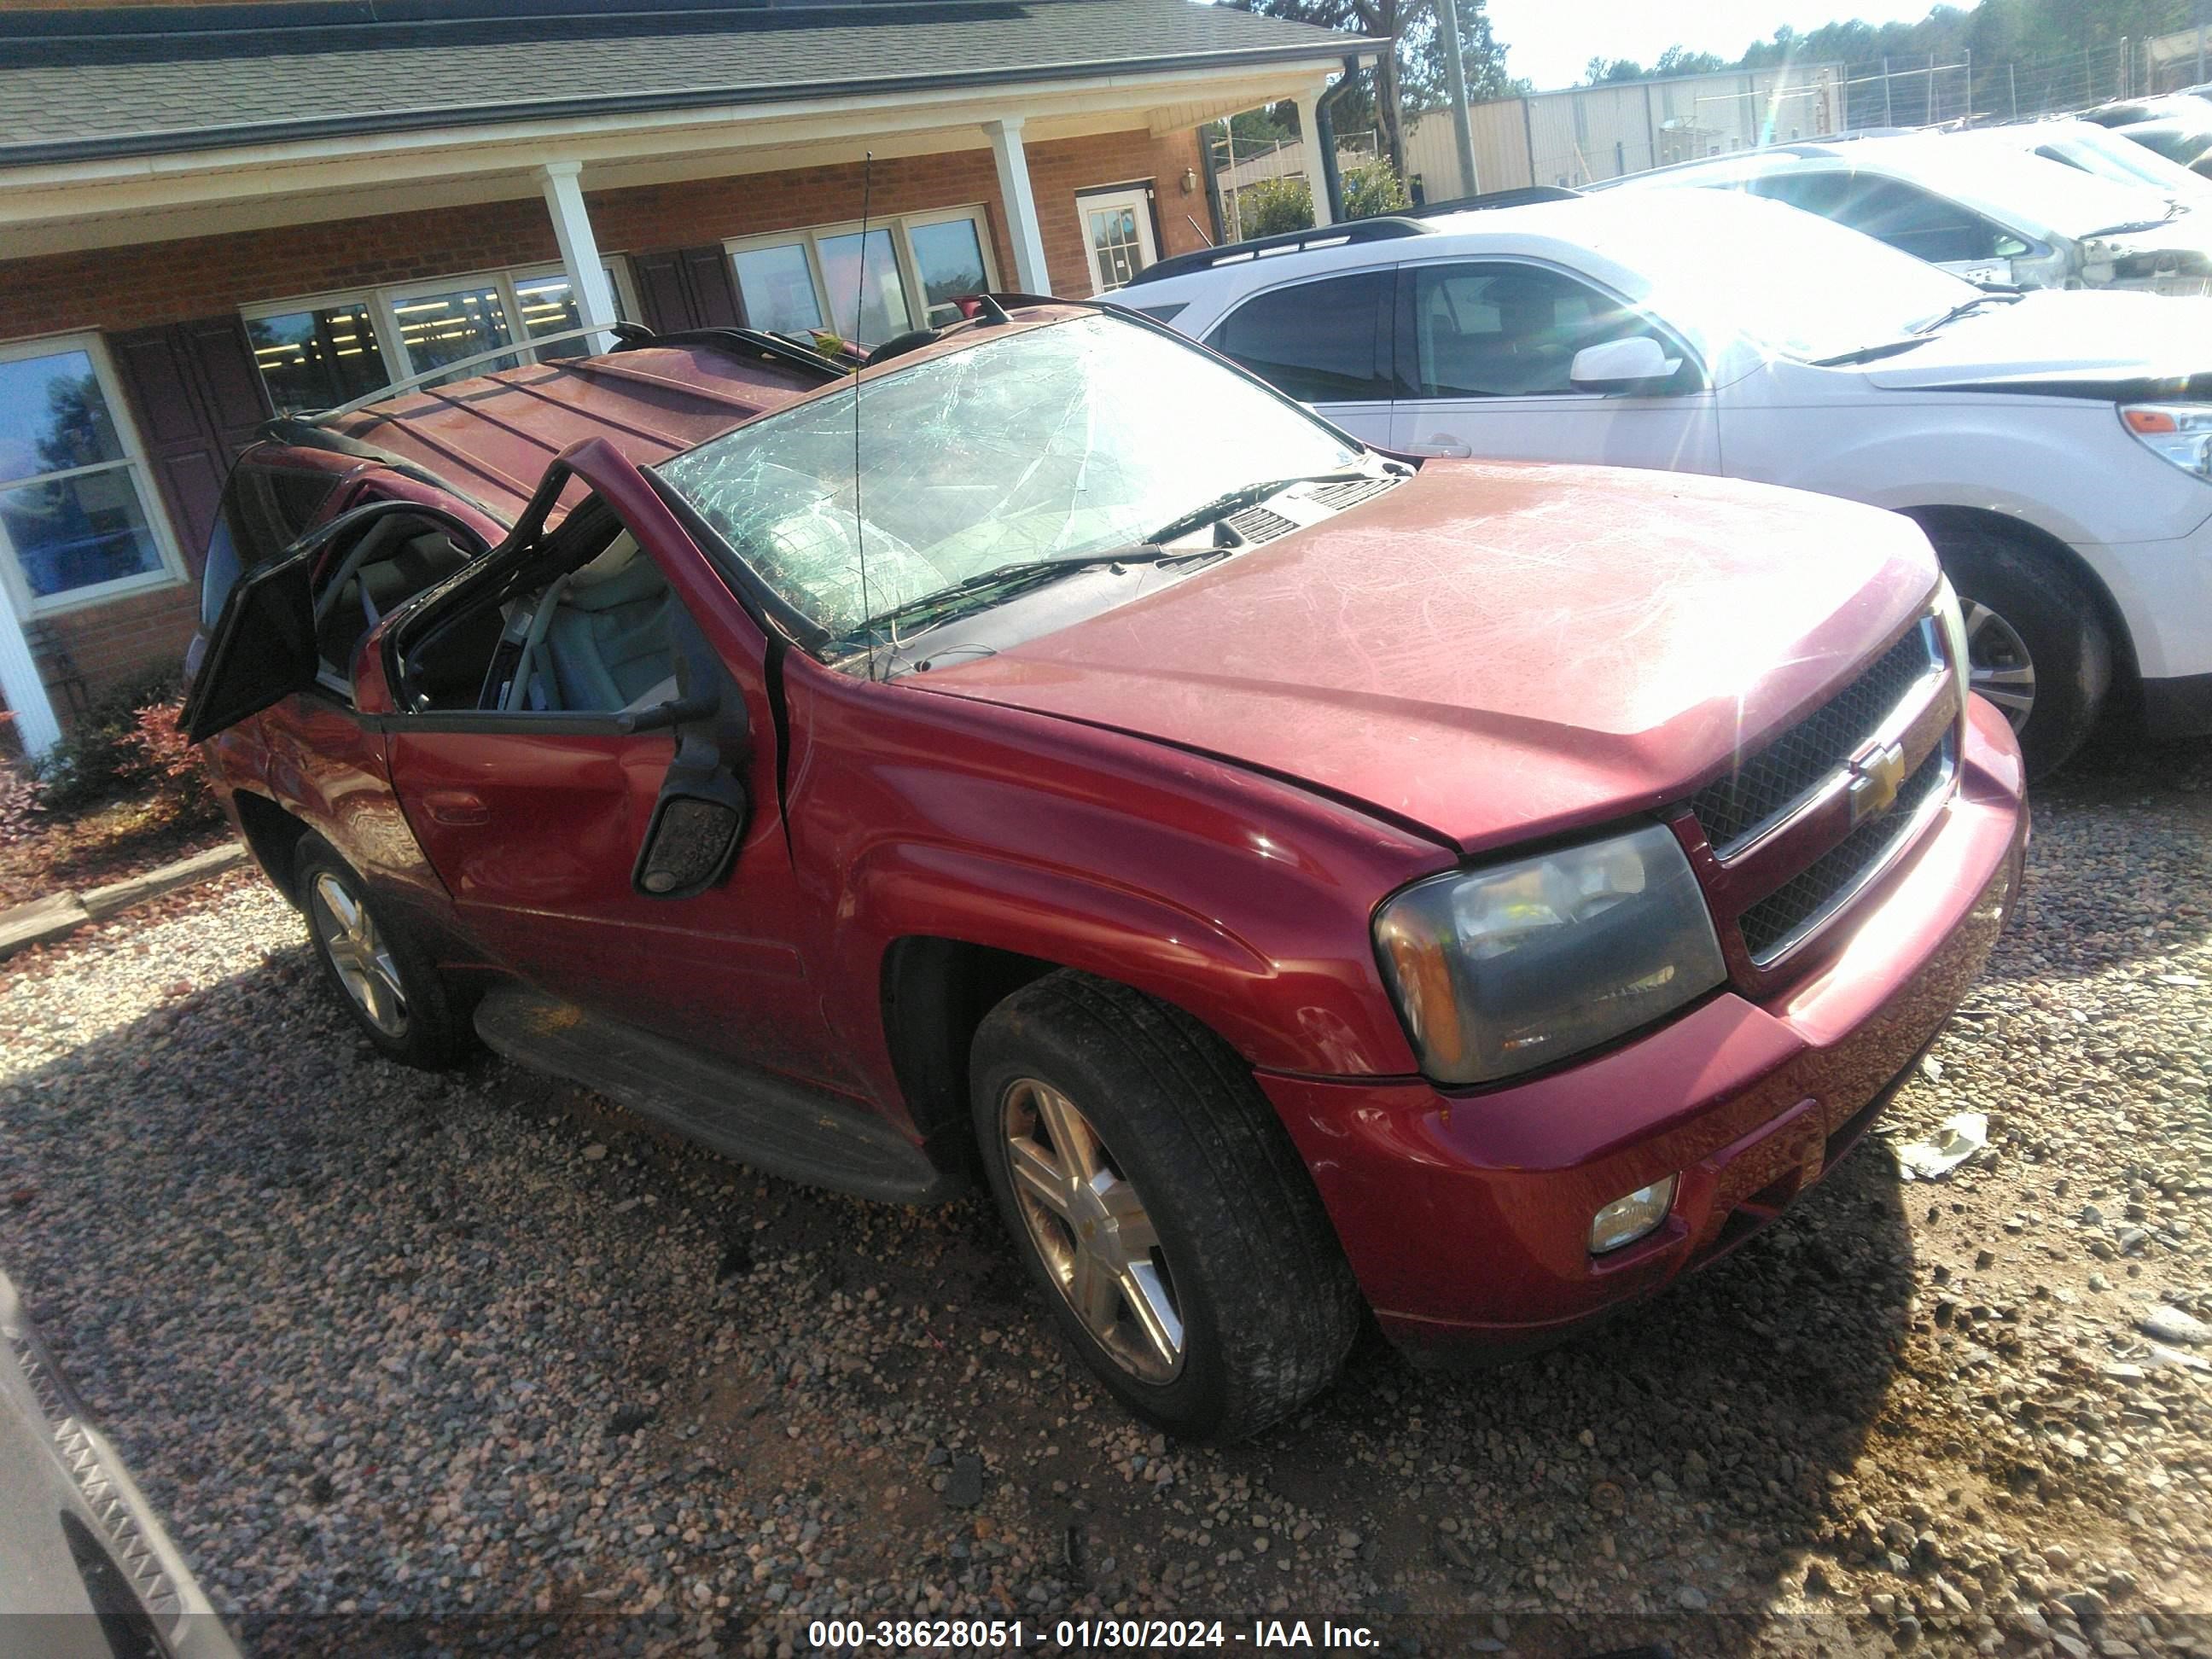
[1963,599,2035,732]
[309,871,408,1037]
[1000,1078,1185,1384]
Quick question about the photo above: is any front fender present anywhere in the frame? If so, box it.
[791,674,1447,1102]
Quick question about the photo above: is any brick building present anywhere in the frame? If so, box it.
[0,0,1376,754]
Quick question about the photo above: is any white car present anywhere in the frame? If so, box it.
[1592,133,2212,295]
[1117,190,2212,772]
[1960,118,2212,207]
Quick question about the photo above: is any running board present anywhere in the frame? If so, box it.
[473,986,965,1205]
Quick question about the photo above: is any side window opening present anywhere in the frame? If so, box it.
[399,499,680,718]
[1203,271,1393,404]
[1407,264,1660,399]
[306,508,478,696]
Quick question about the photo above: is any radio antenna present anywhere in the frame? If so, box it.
[853,151,875,683]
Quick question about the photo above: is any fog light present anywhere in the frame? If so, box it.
[1590,1175,1678,1254]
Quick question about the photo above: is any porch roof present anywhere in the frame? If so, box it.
[0,0,1371,166]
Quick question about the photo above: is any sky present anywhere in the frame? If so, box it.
[1484,0,1937,91]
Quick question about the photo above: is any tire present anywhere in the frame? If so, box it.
[295,835,469,1068]
[1923,515,2112,779]
[969,969,1361,1441]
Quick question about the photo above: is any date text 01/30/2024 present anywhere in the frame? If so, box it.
[804,1620,1382,1650]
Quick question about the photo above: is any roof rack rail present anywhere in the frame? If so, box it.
[1123,217,1435,288]
[1410,184,1583,218]
[302,318,850,424]
[617,326,848,381]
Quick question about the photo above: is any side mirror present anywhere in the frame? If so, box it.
[632,602,750,899]
[1569,335,1682,394]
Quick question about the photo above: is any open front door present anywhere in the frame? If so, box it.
[379,439,847,1089]
[178,538,317,743]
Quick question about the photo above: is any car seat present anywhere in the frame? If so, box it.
[507,532,678,713]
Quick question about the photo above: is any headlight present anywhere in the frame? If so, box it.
[2120,403,2212,480]
[1373,824,1727,1086]
[1933,574,1971,740]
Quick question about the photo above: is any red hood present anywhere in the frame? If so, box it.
[917,462,1939,853]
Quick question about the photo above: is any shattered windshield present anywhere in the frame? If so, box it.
[655,313,1359,644]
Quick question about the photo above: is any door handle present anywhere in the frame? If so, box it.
[1405,436,1473,458]
[422,789,490,826]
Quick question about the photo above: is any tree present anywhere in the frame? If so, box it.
[1228,0,1516,176]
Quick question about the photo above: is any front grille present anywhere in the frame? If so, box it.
[1737,738,1953,960]
[1688,625,1941,857]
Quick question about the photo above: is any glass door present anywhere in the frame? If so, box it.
[1078,187,1159,294]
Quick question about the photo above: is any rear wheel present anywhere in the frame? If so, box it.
[969,970,1360,1441]
[1924,516,2112,778]
[296,836,469,1068]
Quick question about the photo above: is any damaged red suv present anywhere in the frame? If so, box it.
[185,302,2027,1440]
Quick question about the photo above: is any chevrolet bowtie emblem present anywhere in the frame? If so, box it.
[1847,739,1907,824]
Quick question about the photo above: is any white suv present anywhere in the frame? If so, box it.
[1593,134,2212,295]
[1117,189,2212,773]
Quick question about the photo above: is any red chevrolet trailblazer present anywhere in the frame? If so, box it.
[183,300,2028,1440]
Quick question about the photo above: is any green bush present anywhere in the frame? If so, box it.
[1342,157,1412,219]
[1238,175,1314,238]
[32,667,185,815]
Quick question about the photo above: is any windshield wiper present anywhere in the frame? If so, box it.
[850,544,1209,639]
[2083,217,2177,236]
[1909,294,2018,335]
[1146,468,1378,546]
[1810,337,1935,367]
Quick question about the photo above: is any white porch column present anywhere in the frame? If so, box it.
[1294,91,1334,227]
[984,118,1052,294]
[539,161,620,348]
[0,602,60,760]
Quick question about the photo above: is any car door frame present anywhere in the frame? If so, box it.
[368,436,850,1082]
[1386,253,1723,471]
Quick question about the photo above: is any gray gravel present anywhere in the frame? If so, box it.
[3,739,2211,1657]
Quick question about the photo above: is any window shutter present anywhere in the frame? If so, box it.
[630,251,692,335]
[629,247,744,333]
[106,317,272,574]
[679,246,742,328]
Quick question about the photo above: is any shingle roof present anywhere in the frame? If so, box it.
[0,0,1372,166]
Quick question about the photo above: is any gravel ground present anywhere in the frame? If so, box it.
[2,741,2209,1659]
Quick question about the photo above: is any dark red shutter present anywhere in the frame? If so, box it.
[628,247,744,332]
[679,245,742,328]
[108,317,272,574]
[630,250,692,335]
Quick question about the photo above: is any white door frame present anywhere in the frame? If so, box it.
[1074,181,1161,296]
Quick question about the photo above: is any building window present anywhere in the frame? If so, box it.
[727,207,997,341]
[243,264,632,415]
[0,334,178,612]
[243,300,387,416]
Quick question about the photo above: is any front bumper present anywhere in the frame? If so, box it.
[1259,696,2029,1362]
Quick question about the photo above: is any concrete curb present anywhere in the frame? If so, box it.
[0,842,247,962]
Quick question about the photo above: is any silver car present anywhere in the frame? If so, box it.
[0,1270,240,1658]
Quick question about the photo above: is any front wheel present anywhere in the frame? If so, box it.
[969,971,1361,1441]
[1923,516,2112,778]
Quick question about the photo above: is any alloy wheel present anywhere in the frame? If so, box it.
[999,1077,1185,1384]
[1964,598,2035,733]
[309,871,409,1037]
